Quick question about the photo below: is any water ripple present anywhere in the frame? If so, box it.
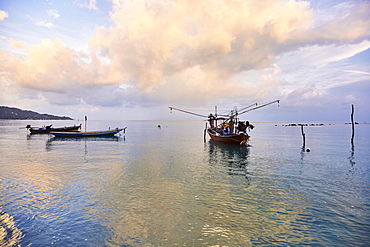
[0,209,23,247]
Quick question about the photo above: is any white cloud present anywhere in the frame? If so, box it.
[344,70,370,75]
[47,9,60,19]
[33,9,59,29]
[77,0,98,11]
[278,41,370,70]
[0,10,8,22]
[9,38,27,48]
[36,21,54,28]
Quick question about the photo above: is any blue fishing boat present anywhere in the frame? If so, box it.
[51,127,126,137]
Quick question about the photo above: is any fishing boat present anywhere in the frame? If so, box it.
[50,127,126,137]
[169,100,279,146]
[26,124,82,134]
[207,128,250,145]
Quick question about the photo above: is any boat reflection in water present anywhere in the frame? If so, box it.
[207,139,251,179]
[48,136,121,142]
[50,127,126,138]
[45,135,124,154]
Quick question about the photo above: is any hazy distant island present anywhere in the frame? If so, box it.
[0,106,73,120]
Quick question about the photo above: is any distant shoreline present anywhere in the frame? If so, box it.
[0,106,73,120]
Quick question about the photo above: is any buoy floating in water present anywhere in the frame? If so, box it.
[306,148,311,152]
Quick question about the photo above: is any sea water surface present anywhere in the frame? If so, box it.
[0,120,369,246]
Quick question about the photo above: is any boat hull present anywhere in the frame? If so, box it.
[207,128,249,145]
[29,125,81,134]
[51,128,126,137]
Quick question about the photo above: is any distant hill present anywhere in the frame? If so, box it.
[0,106,73,120]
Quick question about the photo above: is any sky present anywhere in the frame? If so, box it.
[0,0,369,122]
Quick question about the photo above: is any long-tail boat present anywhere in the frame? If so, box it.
[169,100,279,146]
[50,127,126,137]
[26,124,82,134]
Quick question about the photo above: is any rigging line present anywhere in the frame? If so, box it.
[169,107,208,118]
[180,108,216,112]
[238,100,280,116]
[238,103,258,112]
[215,109,232,116]
[253,103,275,122]
[226,103,258,119]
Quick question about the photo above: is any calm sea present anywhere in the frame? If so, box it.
[0,120,369,246]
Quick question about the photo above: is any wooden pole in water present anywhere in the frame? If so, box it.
[215,106,217,127]
[351,104,355,146]
[84,116,87,132]
[204,122,207,143]
[301,124,306,147]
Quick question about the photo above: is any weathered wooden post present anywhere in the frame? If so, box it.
[84,115,87,132]
[215,106,218,127]
[204,122,207,143]
[351,104,355,147]
[301,124,305,147]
